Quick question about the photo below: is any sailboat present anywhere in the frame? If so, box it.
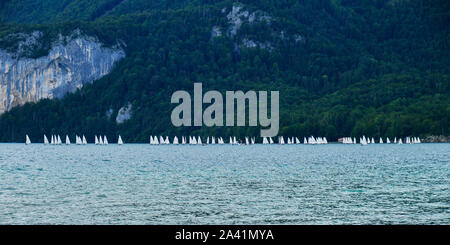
[118,135,123,145]
[245,137,249,145]
[173,136,179,145]
[211,136,216,144]
[386,137,391,144]
[206,137,210,144]
[398,138,403,144]
[95,135,99,145]
[57,135,62,145]
[251,137,255,145]
[25,135,31,145]
[103,136,108,145]
[262,137,268,144]
[371,137,375,144]
[233,136,238,145]
[66,135,71,145]
[197,136,202,145]
[82,135,87,145]
[44,135,49,145]
[379,137,383,144]
[269,137,274,144]
[361,136,368,146]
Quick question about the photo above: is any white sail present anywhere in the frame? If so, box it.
[25,135,31,145]
[57,135,62,145]
[154,136,159,145]
[361,136,368,146]
[95,135,99,145]
[66,135,71,145]
[262,137,268,144]
[245,137,249,145]
[83,135,87,145]
[371,137,375,144]
[233,136,238,145]
[394,137,397,143]
[269,137,274,144]
[398,138,403,144]
[197,136,202,145]
[103,136,108,145]
[386,137,391,144]
[211,136,216,144]
[173,136,179,145]
[44,135,49,145]
[251,137,255,144]
[118,135,123,145]
[379,137,383,144]
[51,135,55,145]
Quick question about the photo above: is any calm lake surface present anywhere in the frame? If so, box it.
[0,143,448,224]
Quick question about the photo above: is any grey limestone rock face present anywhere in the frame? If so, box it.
[116,103,132,124]
[0,31,125,114]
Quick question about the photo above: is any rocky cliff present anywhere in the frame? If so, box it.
[0,31,125,114]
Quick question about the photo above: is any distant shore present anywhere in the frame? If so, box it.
[422,135,450,143]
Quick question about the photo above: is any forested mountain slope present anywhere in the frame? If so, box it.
[0,0,448,142]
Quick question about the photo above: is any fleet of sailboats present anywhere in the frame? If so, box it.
[24,134,423,146]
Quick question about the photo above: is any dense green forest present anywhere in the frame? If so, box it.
[0,0,449,142]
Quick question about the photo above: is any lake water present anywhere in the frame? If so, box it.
[0,143,448,224]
